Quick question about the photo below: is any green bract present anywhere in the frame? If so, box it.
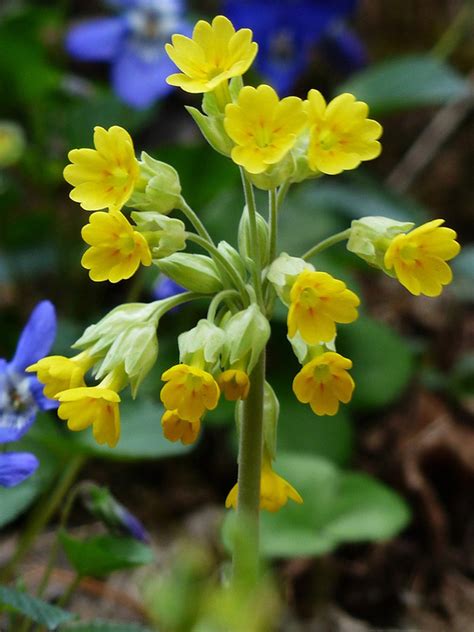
[129,151,182,214]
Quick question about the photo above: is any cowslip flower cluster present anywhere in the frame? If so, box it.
[30,15,461,518]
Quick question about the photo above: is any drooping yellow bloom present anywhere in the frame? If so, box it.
[161,409,201,445]
[224,85,307,174]
[293,351,354,416]
[26,352,93,399]
[165,15,257,94]
[161,364,220,423]
[64,126,139,211]
[56,386,121,448]
[81,210,152,283]
[305,90,382,176]
[384,219,460,297]
[226,455,303,512]
[218,369,250,401]
[288,270,359,344]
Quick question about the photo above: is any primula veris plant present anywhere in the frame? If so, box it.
[29,14,461,587]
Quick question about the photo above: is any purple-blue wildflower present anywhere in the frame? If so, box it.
[0,301,57,487]
[223,0,366,95]
[66,0,190,109]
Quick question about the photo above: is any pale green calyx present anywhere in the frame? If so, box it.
[95,321,158,397]
[248,151,296,191]
[267,253,314,304]
[222,304,270,373]
[178,319,226,370]
[263,382,280,461]
[217,240,247,283]
[238,206,270,269]
[128,151,182,214]
[347,216,414,270]
[288,331,335,365]
[131,211,186,259]
[73,302,162,357]
[186,95,233,156]
[158,253,223,294]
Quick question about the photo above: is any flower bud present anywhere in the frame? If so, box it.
[96,320,159,397]
[158,253,223,294]
[0,121,25,167]
[73,302,161,357]
[186,106,233,157]
[179,320,226,370]
[238,206,270,269]
[128,151,182,214]
[217,241,247,282]
[80,483,149,542]
[267,253,314,304]
[347,216,414,270]
[222,305,270,374]
[263,382,279,460]
[131,211,186,259]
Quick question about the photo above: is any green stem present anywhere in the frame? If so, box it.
[240,170,265,309]
[0,455,86,582]
[276,180,291,208]
[302,229,351,261]
[36,485,84,599]
[57,573,82,608]
[186,232,250,305]
[268,188,278,265]
[431,1,474,60]
[177,200,214,244]
[232,351,266,590]
[207,289,241,323]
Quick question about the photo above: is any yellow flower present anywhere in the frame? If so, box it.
[218,369,250,401]
[161,409,201,445]
[64,126,139,211]
[293,351,354,416]
[226,455,303,512]
[56,386,121,448]
[165,15,257,94]
[305,90,382,175]
[384,219,460,297]
[161,364,220,423]
[81,210,152,283]
[288,270,359,344]
[224,85,307,174]
[26,352,93,399]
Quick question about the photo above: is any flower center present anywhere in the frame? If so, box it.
[118,232,137,255]
[399,242,419,262]
[313,364,331,382]
[318,128,339,151]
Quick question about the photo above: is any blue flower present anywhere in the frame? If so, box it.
[66,0,190,109]
[153,275,186,302]
[0,301,57,488]
[223,0,366,94]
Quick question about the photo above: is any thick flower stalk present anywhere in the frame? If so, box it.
[35,14,461,594]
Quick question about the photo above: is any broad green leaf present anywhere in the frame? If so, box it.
[0,585,73,629]
[59,532,154,577]
[340,55,470,115]
[337,315,415,410]
[0,436,61,528]
[61,622,153,632]
[259,453,410,558]
[71,398,191,460]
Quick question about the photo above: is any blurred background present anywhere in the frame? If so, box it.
[0,0,473,630]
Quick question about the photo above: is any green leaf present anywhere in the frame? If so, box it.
[71,397,191,460]
[258,453,410,558]
[337,315,415,410]
[0,434,61,528]
[61,622,153,632]
[59,533,154,577]
[340,54,470,115]
[0,585,73,629]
